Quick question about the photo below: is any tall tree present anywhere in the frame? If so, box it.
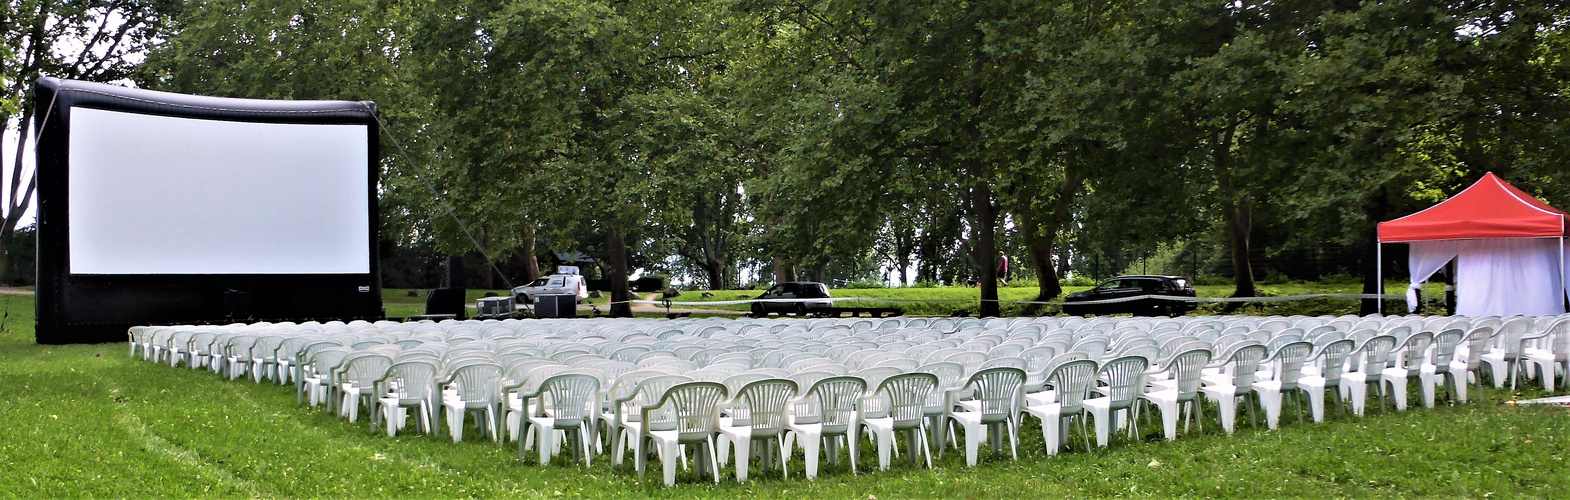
[4,0,174,284]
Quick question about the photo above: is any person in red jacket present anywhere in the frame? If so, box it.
[997,253,1009,287]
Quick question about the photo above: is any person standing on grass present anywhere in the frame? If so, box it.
[997,253,1009,287]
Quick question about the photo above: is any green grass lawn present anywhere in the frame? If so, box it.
[670,281,1446,318]
[383,289,615,319]
[1,293,1567,497]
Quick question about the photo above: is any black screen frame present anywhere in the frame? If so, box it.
[33,78,383,344]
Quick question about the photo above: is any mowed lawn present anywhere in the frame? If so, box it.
[675,281,1444,317]
[1,293,1566,497]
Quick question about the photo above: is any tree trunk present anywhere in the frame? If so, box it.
[519,225,540,284]
[472,252,494,289]
[704,263,724,292]
[772,256,796,283]
[1222,198,1257,298]
[606,228,633,318]
[973,184,1000,317]
[0,229,10,286]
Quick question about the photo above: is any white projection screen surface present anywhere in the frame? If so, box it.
[67,107,371,275]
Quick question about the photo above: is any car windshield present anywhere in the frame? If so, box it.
[1172,278,1188,289]
[529,278,549,287]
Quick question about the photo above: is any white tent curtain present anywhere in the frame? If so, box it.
[1454,238,1566,317]
[1407,240,1460,312]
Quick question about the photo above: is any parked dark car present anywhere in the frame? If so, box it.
[751,281,833,316]
[1061,275,1197,317]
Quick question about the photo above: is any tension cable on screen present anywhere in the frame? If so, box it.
[368,107,512,290]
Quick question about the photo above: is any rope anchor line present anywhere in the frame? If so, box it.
[609,293,1403,308]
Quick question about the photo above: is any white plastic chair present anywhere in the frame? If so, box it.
[527,373,601,466]
[785,376,864,479]
[1085,355,1148,446]
[1380,332,1434,411]
[377,361,439,436]
[860,373,938,470]
[1339,335,1396,415]
[1199,344,1268,433]
[1253,341,1313,429]
[1024,358,1096,455]
[1141,348,1211,440]
[337,354,392,423]
[1451,326,1495,402]
[718,379,797,482]
[1521,319,1570,391]
[613,375,692,466]
[949,367,1025,466]
[637,382,728,486]
[442,363,503,442]
[1299,339,1355,422]
[1423,329,1466,406]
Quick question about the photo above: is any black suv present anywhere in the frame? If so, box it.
[1061,275,1197,317]
[750,282,833,316]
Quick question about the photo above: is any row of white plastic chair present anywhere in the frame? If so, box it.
[128,312,1570,485]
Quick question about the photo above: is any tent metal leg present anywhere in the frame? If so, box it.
[1376,243,1383,315]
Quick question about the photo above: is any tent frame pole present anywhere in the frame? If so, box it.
[1376,242,1383,315]
[1561,236,1566,312]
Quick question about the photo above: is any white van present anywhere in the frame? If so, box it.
[513,274,589,304]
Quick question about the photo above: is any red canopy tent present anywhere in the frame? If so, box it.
[1376,173,1568,315]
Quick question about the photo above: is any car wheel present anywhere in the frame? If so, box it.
[751,303,766,317]
[793,303,808,316]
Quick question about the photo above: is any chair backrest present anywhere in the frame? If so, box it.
[875,373,939,427]
[1268,341,1314,388]
[1461,326,1495,370]
[945,351,987,375]
[1020,345,1058,373]
[736,379,798,435]
[872,357,920,372]
[340,354,393,388]
[1537,319,1570,357]
[448,363,504,403]
[645,381,728,441]
[1071,338,1110,360]
[1096,355,1149,404]
[788,370,835,392]
[1354,335,1397,373]
[962,367,1026,423]
[1166,349,1213,397]
[1223,344,1269,388]
[609,345,650,363]
[853,366,904,391]
[798,376,866,432]
[1045,359,1099,412]
[1396,331,1435,372]
[1432,329,1465,369]
[627,375,694,423]
[1495,317,1533,355]
[380,361,439,400]
[539,373,602,425]
[979,355,1025,370]
[1313,339,1356,381]
[722,373,771,394]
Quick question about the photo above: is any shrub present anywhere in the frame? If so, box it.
[843,278,888,289]
[1060,276,1097,287]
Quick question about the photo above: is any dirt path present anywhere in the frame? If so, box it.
[0,287,33,295]
[622,292,747,316]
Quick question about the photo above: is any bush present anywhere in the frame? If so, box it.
[909,280,940,288]
[1007,278,1039,288]
[843,278,888,289]
[1060,276,1097,287]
